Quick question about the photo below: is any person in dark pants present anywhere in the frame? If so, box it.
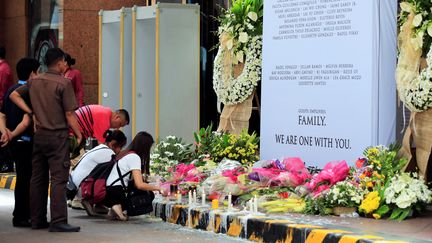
[13,48,82,232]
[1,58,40,227]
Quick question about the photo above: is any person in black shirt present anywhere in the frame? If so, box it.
[1,58,39,227]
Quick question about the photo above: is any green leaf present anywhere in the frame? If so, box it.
[390,207,403,220]
[375,205,390,216]
[193,132,200,143]
[397,208,412,221]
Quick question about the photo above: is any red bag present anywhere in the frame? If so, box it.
[80,153,132,204]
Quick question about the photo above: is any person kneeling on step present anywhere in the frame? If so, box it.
[102,131,165,220]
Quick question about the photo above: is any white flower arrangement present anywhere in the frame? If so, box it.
[400,46,432,112]
[150,135,192,180]
[212,0,263,105]
[326,181,365,208]
[399,1,432,52]
[384,173,432,209]
[213,36,262,105]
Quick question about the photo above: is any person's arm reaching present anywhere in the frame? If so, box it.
[66,110,82,146]
[132,170,166,195]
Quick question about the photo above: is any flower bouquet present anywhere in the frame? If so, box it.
[354,145,407,191]
[211,130,259,165]
[304,160,350,197]
[248,157,311,188]
[383,173,432,221]
[150,136,192,181]
[326,181,364,216]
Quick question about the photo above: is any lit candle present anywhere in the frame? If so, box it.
[188,190,193,205]
[193,190,197,204]
[254,196,258,213]
[228,192,232,211]
[177,190,182,203]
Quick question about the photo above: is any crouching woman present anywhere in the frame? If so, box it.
[104,131,164,220]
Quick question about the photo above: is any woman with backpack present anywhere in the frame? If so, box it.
[103,131,164,221]
[67,130,127,210]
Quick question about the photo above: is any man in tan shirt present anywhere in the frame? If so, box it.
[15,48,82,232]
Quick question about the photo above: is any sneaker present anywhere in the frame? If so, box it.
[71,199,84,210]
[111,204,128,221]
[81,200,96,216]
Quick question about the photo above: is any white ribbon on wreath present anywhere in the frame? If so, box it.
[213,36,263,106]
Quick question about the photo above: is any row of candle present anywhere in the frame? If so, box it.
[172,189,258,213]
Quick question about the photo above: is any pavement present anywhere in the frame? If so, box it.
[2,173,432,243]
[0,189,247,243]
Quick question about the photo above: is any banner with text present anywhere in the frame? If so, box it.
[261,0,392,167]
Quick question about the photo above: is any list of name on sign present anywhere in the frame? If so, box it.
[268,63,361,85]
[272,0,359,41]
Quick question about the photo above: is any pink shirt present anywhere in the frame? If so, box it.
[0,61,14,107]
[75,105,112,143]
[64,67,84,107]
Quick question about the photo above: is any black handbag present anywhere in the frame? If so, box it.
[125,183,155,216]
[115,162,155,216]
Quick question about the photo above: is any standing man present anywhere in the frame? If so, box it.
[14,48,82,232]
[0,46,14,107]
[1,58,39,227]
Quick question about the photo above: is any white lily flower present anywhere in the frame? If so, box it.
[239,32,249,43]
[400,2,412,13]
[236,51,244,63]
[427,24,432,37]
[412,14,423,27]
[248,11,258,22]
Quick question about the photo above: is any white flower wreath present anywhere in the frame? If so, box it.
[400,46,432,112]
[213,36,262,105]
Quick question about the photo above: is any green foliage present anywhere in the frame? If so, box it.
[227,0,263,36]
[193,124,217,156]
[363,144,408,184]
[303,196,333,216]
